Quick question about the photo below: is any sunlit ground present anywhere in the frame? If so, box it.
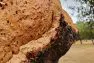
[59,40,94,63]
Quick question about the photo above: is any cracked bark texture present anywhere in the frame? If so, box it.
[0,0,78,63]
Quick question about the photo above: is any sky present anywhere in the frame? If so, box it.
[60,0,79,23]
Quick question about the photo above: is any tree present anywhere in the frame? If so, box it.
[76,21,94,44]
[0,0,78,63]
[77,0,94,43]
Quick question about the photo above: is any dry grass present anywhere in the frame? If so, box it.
[59,40,94,63]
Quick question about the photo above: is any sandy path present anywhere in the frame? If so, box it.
[59,43,94,63]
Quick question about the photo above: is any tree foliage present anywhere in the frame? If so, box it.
[76,0,94,21]
[77,21,94,39]
[76,0,94,40]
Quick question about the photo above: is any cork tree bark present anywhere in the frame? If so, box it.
[0,0,78,63]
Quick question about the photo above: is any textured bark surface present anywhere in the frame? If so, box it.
[25,15,78,63]
[0,0,78,63]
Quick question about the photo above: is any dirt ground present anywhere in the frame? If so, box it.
[59,40,94,63]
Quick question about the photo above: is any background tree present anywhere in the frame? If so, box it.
[67,0,94,43]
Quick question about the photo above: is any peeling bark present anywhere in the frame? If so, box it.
[26,15,78,63]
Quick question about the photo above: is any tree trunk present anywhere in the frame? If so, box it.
[92,39,94,45]
[80,40,83,44]
[0,0,78,63]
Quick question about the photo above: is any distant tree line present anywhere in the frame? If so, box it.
[76,21,94,43]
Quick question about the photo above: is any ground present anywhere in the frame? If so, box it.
[59,40,94,63]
